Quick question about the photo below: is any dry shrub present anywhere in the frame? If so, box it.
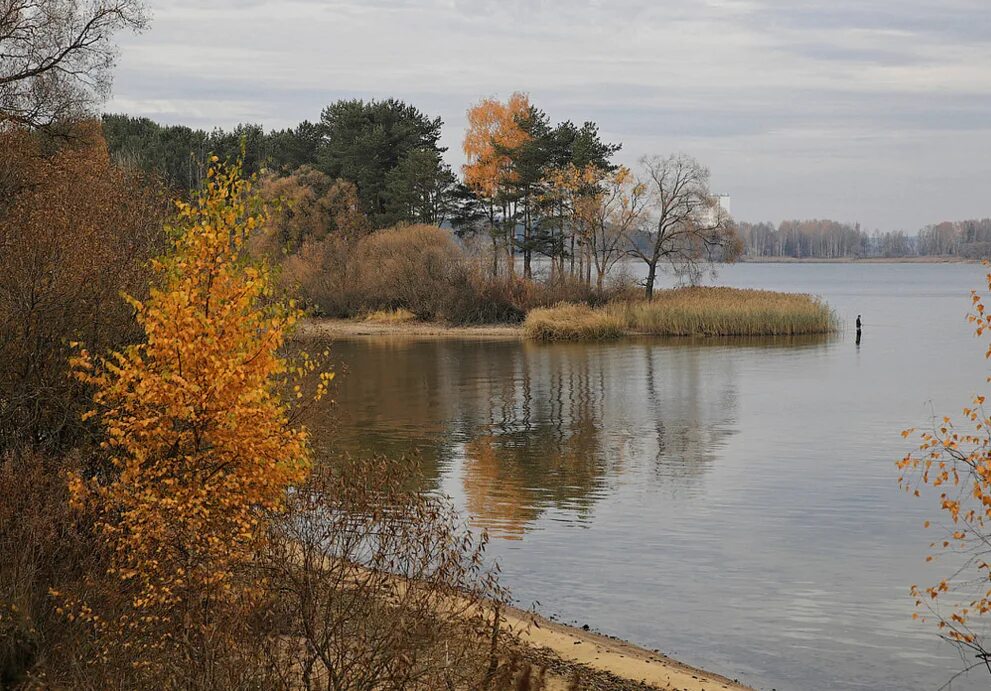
[255,167,371,255]
[350,224,463,319]
[0,124,165,451]
[265,455,519,690]
[0,448,101,688]
[362,307,417,323]
[277,219,639,324]
[285,224,462,320]
[522,303,624,341]
[440,266,532,325]
[282,234,353,316]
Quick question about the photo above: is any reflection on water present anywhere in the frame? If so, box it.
[317,338,824,539]
[462,342,745,538]
[306,263,991,691]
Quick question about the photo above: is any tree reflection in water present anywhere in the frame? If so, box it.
[308,334,828,539]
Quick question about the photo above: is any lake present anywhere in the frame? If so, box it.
[310,263,990,691]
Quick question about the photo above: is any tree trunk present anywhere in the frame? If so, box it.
[523,195,532,279]
[645,260,657,300]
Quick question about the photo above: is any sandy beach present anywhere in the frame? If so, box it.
[299,318,523,339]
[505,607,752,691]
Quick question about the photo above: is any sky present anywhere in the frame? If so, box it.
[107,0,991,231]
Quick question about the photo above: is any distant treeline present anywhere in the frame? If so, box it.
[739,219,991,259]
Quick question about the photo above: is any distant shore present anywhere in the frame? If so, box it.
[738,255,974,263]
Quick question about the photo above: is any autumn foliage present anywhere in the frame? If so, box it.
[65,160,319,670]
[899,267,991,662]
[463,93,531,197]
[0,125,164,450]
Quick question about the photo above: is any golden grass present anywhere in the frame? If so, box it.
[605,287,838,337]
[522,303,624,341]
[361,307,418,324]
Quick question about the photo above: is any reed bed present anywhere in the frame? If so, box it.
[522,302,624,341]
[607,287,838,337]
[523,288,837,340]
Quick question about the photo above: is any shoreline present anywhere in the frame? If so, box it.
[299,318,523,340]
[504,605,752,690]
[300,318,837,342]
[737,255,974,263]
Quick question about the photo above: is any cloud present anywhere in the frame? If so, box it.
[106,0,991,230]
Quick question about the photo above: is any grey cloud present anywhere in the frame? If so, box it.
[105,0,991,230]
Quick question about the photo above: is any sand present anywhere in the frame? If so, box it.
[299,318,522,340]
[504,607,753,691]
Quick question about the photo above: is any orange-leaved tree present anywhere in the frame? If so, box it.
[462,93,531,276]
[67,160,327,648]
[899,267,991,674]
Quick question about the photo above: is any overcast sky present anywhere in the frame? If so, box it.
[107,0,991,231]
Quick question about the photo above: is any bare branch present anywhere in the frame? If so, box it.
[0,0,147,130]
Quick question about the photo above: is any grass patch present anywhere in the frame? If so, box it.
[523,303,624,341]
[361,307,418,324]
[606,287,838,336]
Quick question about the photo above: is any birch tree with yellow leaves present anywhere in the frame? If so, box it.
[65,160,326,683]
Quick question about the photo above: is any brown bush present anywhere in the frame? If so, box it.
[0,125,166,452]
[350,224,463,318]
[255,167,371,255]
[440,265,531,324]
[263,456,522,690]
[0,447,102,688]
[282,234,355,317]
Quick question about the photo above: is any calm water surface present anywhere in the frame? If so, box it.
[312,263,990,691]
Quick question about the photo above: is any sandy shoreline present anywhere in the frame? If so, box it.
[299,318,523,339]
[505,606,752,690]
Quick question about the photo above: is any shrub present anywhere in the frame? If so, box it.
[264,456,519,690]
[0,448,98,688]
[282,234,354,316]
[0,125,165,452]
[350,224,463,318]
[523,303,624,341]
[440,266,531,324]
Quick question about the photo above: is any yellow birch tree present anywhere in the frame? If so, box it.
[68,160,325,638]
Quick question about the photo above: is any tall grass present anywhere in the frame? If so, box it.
[524,287,837,340]
[523,303,624,341]
[607,287,838,336]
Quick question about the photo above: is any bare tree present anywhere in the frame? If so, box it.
[0,0,146,130]
[577,166,649,292]
[629,153,740,299]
